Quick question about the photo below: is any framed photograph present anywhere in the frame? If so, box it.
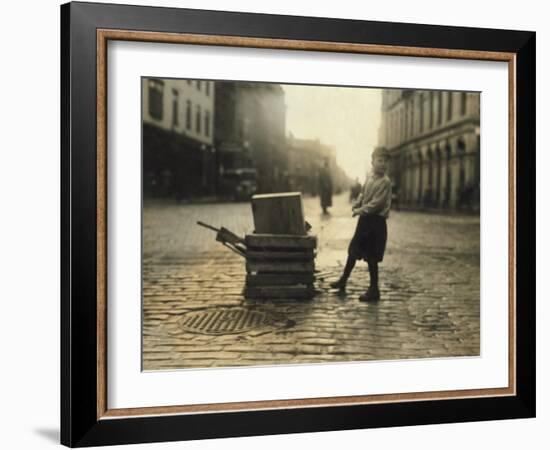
[61,1,535,447]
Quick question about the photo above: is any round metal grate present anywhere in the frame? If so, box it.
[177,307,272,335]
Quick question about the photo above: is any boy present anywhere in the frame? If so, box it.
[330,146,392,302]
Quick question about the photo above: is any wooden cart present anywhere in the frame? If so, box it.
[198,192,317,300]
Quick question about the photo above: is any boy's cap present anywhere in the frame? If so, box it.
[372,146,390,159]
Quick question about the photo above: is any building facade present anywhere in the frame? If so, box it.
[142,78,216,199]
[215,81,287,195]
[379,89,480,210]
[286,135,350,196]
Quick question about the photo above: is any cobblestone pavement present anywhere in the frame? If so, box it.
[143,193,480,370]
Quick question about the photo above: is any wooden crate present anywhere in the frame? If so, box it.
[251,192,305,235]
[245,233,317,249]
[246,249,315,261]
[244,232,316,300]
[246,260,314,273]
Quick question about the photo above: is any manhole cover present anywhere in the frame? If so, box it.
[178,307,272,335]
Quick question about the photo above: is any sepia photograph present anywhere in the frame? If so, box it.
[57,2,536,446]
[141,78,481,371]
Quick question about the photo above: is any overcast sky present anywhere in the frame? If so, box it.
[282,84,382,181]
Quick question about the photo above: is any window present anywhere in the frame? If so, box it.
[392,112,397,145]
[171,89,179,127]
[197,80,202,91]
[186,100,192,130]
[447,92,453,121]
[393,112,398,144]
[148,79,164,120]
[429,91,434,129]
[399,107,405,141]
[205,82,210,96]
[204,111,210,137]
[238,117,244,140]
[419,94,424,133]
[409,100,414,138]
[389,113,394,146]
[196,105,201,133]
[460,92,467,115]
[437,91,443,125]
[406,101,411,139]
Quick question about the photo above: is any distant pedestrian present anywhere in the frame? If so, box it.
[318,159,333,214]
[391,182,400,211]
[330,147,392,302]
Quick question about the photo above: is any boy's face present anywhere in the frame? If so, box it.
[372,156,388,175]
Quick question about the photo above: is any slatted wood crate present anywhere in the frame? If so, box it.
[197,192,317,299]
[243,233,317,299]
[251,192,306,235]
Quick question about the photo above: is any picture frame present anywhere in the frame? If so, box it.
[60,1,535,447]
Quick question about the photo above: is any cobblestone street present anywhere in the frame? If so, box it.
[143,193,480,370]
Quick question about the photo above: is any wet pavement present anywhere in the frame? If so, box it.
[142,193,480,370]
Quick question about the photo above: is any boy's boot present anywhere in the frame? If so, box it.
[360,261,380,302]
[330,276,348,290]
[359,285,380,302]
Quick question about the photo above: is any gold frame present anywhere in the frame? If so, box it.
[96,29,517,420]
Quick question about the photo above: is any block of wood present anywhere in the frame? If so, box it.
[246,260,314,274]
[246,273,315,286]
[245,233,317,249]
[246,249,315,261]
[244,285,315,300]
[251,192,305,235]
